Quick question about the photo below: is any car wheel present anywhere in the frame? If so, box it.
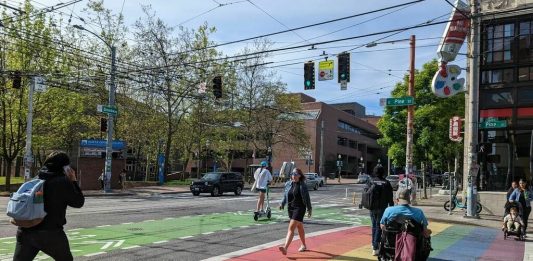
[314,183,319,190]
[211,186,220,197]
[192,192,200,196]
[234,186,242,196]
[319,181,324,187]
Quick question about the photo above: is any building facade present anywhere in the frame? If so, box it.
[478,2,533,191]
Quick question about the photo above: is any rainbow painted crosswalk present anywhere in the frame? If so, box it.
[223,222,526,261]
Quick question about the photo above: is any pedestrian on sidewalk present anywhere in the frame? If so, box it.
[507,181,518,200]
[254,161,272,214]
[278,168,312,255]
[366,165,394,256]
[509,179,533,231]
[119,169,127,191]
[98,169,104,191]
[13,151,85,261]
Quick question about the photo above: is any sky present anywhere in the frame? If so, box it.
[4,0,469,115]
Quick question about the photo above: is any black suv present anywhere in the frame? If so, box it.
[190,172,244,197]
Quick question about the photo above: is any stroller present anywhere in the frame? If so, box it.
[503,201,525,241]
[378,216,432,261]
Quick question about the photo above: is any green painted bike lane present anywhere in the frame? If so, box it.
[0,205,370,260]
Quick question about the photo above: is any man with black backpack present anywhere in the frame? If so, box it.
[13,151,84,261]
[362,165,394,256]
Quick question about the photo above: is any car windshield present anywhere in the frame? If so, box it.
[202,173,221,181]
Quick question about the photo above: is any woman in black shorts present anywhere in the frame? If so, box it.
[278,168,312,255]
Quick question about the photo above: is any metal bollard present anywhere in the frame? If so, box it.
[345,188,348,199]
[352,192,356,205]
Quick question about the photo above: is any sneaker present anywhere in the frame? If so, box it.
[298,245,307,252]
[278,246,287,255]
[372,249,378,256]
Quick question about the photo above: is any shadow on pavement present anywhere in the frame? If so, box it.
[286,250,374,261]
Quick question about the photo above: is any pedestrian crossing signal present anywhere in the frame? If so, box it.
[304,62,315,90]
[100,118,107,132]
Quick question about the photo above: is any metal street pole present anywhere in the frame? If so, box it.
[104,46,116,193]
[466,0,480,218]
[406,35,417,204]
[319,120,325,182]
[23,76,36,181]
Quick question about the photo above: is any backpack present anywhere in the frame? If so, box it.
[361,179,388,210]
[6,179,47,228]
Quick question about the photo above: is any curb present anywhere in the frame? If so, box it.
[427,216,499,228]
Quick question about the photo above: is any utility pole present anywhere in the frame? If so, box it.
[466,0,480,218]
[406,35,417,204]
[23,76,35,181]
[319,120,325,182]
[104,46,117,193]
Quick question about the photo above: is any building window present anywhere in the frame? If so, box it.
[481,68,514,84]
[337,137,347,146]
[519,66,533,82]
[519,20,533,62]
[484,23,514,64]
[349,140,357,149]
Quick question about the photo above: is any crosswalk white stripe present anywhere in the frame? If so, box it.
[524,232,533,260]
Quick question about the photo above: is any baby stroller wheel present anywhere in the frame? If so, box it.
[253,212,259,221]
[266,210,271,219]
[504,231,507,240]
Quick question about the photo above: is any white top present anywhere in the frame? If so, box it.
[254,167,272,189]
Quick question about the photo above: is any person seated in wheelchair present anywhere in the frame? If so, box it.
[503,206,524,234]
[379,188,432,260]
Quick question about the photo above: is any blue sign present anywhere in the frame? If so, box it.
[80,139,126,150]
[158,154,165,185]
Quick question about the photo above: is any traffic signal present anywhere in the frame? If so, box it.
[100,118,107,132]
[212,76,222,98]
[338,52,350,83]
[304,61,315,90]
[12,71,21,89]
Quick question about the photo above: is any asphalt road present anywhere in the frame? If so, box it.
[0,183,369,260]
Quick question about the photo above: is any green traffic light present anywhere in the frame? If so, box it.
[306,80,311,87]
[341,73,345,79]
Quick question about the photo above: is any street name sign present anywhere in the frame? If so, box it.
[480,119,507,129]
[386,96,415,106]
[97,105,118,115]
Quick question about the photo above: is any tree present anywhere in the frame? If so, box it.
[377,59,464,173]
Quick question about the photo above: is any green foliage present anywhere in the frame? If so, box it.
[377,60,464,170]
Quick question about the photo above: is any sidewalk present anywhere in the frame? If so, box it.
[415,188,501,229]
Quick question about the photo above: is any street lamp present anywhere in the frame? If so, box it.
[337,154,343,183]
[206,139,210,172]
[359,156,365,175]
[74,24,117,193]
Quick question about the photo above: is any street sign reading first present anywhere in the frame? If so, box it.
[386,96,415,106]
[97,105,118,115]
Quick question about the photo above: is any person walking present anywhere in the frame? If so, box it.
[98,170,104,191]
[507,181,518,200]
[509,179,533,232]
[278,168,312,255]
[13,151,85,261]
[119,169,127,191]
[366,165,394,256]
[254,161,272,214]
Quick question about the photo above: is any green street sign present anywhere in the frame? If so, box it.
[480,119,507,129]
[97,105,118,115]
[386,96,415,106]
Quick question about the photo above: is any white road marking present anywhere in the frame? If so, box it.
[84,252,106,257]
[154,240,168,244]
[122,245,141,250]
[96,225,111,228]
[180,236,193,239]
[202,232,214,235]
[239,226,250,228]
[68,228,82,232]
[222,228,232,231]
[164,217,174,220]
[201,226,355,261]
[524,232,533,260]
[143,219,155,222]
[121,222,133,225]
[121,245,141,250]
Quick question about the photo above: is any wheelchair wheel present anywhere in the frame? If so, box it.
[476,202,483,214]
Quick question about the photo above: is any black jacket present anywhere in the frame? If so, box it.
[23,167,85,231]
[367,176,395,209]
